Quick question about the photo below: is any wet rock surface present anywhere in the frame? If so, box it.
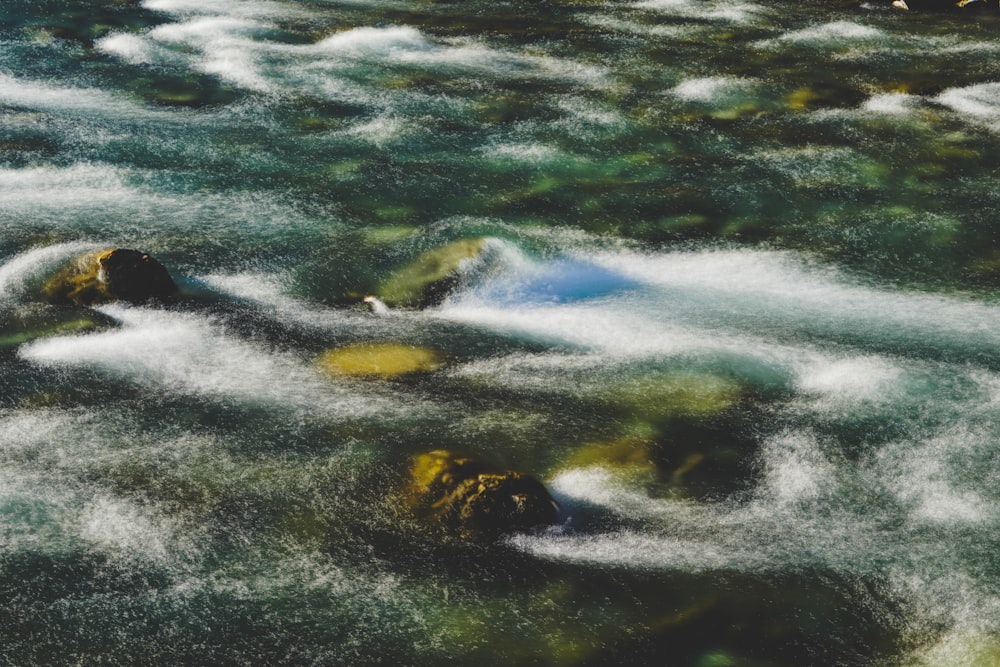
[43,248,177,307]
[377,238,487,308]
[316,343,444,378]
[403,450,559,540]
[0,303,118,352]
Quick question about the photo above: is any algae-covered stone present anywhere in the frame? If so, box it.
[603,371,742,421]
[914,631,1000,666]
[404,450,559,539]
[0,303,117,351]
[43,248,177,307]
[378,238,487,308]
[317,343,444,378]
[560,436,659,481]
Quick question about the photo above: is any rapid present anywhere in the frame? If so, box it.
[3,0,1000,664]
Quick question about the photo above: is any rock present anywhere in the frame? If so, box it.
[0,303,117,351]
[43,248,177,307]
[403,450,559,540]
[377,238,487,308]
[316,343,444,378]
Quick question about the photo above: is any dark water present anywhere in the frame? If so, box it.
[3,0,1000,665]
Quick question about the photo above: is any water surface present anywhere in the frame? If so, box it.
[3,0,1000,665]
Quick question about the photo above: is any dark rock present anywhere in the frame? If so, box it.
[43,248,177,307]
[403,450,559,540]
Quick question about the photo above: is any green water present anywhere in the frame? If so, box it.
[3,0,1000,665]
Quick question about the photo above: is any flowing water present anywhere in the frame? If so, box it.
[4,0,1000,664]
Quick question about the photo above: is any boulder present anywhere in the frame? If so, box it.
[43,248,177,307]
[377,238,487,308]
[404,450,559,540]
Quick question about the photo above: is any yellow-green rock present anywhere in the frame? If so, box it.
[378,237,487,308]
[560,436,658,477]
[316,343,443,378]
[603,371,741,421]
[914,632,1000,667]
[0,304,117,350]
[403,450,559,540]
[43,248,177,307]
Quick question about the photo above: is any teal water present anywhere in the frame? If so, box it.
[4,1,1000,665]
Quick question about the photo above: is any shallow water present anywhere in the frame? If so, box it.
[4,1,1000,665]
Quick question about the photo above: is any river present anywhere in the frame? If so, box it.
[3,0,1000,665]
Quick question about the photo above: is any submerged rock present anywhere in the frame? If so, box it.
[377,238,487,308]
[403,450,559,540]
[316,343,444,378]
[43,248,177,307]
[0,303,117,351]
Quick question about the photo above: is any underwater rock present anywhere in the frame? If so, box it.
[403,450,559,540]
[0,303,118,351]
[316,343,444,378]
[650,413,764,501]
[561,415,765,503]
[43,248,177,307]
[377,238,487,308]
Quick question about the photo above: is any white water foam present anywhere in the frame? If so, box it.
[0,408,230,571]
[98,19,609,109]
[750,145,877,187]
[0,73,202,126]
[862,92,921,115]
[937,82,1000,123]
[479,141,565,164]
[511,459,877,573]
[438,247,928,417]
[874,427,997,526]
[760,20,885,47]
[583,247,1000,353]
[335,115,418,147]
[0,241,98,302]
[0,165,329,242]
[554,96,627,129]
[200,272,408,337]
[81,496,176,564]
[144,0,317,20]
[18,305,415,418]
[578,14,688,39]
[669,76,761,105]
[436,244,1000,467]
[631,0,765,23]
[0,164,144,211]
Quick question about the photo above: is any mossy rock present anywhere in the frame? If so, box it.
[316,343,444,379]
[403,450,559,540]
[560,436,659,482]
[561,413,764,502]
[915,631,1000,666]
[43,248,177,307]
[603,371,742,421]
[650,412,763,500]
[378,237,487,308]
[0,303,118,350]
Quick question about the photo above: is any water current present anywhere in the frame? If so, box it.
[4,0,1000,665]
